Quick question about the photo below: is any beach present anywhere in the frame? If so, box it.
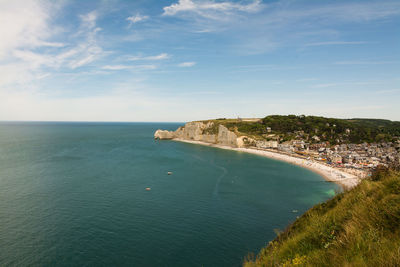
[174,138,364,189]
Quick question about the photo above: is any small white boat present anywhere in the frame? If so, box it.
[167,171,172,175]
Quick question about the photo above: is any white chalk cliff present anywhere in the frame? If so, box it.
[154,121,279,149]
[154,121,241,147]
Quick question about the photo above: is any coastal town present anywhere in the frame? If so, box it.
[252,130,400,173]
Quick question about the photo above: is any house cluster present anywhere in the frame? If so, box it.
[254,138,400,169]
[292,141,399,169]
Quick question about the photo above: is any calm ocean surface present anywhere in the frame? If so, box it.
[0,122,339,266]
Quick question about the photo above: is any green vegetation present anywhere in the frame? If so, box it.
[202,115,400,144]
[244,169,400,267]
[261,115,400,144]
[203,121,220,135]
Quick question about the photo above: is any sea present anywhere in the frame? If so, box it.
[0,122,339,266]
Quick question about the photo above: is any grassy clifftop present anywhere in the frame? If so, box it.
[244,169,400,267]
[200,115,400,144]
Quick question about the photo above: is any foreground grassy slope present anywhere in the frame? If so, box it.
[244,170,400,267]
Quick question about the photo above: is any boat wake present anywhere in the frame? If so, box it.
[212,164,228,197]
[189,153,228,197]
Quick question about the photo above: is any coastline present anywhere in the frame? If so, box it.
[173,138,362,190]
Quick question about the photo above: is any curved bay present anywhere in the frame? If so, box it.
[0,122,339,266]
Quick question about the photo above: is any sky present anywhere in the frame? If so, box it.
[0,0,399,122]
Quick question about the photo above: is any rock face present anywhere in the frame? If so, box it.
[174,122,207,141]
[154,121,239,147]
[154,121,279,149]
[217,125,238,147]
[154,130,175,140]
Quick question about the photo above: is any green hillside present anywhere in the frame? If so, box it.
[244,169,400,267]
[204,115,400,144]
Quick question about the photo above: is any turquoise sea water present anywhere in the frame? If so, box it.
[0,122,339,266]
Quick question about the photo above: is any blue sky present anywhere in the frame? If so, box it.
[0,0,399,122]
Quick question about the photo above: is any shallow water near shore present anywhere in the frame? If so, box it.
[0,122,339,266]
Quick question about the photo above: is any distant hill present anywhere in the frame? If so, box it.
[244,169,400,266]
[203,115,400,144]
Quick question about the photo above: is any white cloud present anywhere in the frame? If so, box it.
[132,64,158,70]
[36,41,66,47]
[102,65,132,70]
[126,14,149,27]
[163,0,263,18]
[101,64,157,70]
[0,0,52,59]
[67,12,103,69]
[0,63,33,88]
[178,61,196,67]
[12,49,57,69]
[0,0,62,89]
[0,2,106,97]
[145,53,170,60]
[80,11,97,29]
[69,54,96,69]
[127,53,170,61]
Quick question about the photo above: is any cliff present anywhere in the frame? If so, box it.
[244,169,400,266]
[154,121,241,147]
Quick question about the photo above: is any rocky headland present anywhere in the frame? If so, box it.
[154,121,242,147]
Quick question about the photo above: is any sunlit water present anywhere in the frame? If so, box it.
[0,122,339,266]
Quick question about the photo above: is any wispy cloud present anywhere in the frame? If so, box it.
[0,2,108,94]
[36,41,66,47]
[0,0,53,59]
[159,1,400,54]
[1,0,400,122]
[0,0,62,89]
[68,11,103,69]
[102,65,132,70]
[163,0,263,18]
[80,11,97,29]
[126,14,149,27]
[127,53,170,61]
[101,64,157,71]
[178,61,196,67]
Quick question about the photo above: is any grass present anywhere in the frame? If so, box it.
[198,119,266,139]
[244,169,400,267]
